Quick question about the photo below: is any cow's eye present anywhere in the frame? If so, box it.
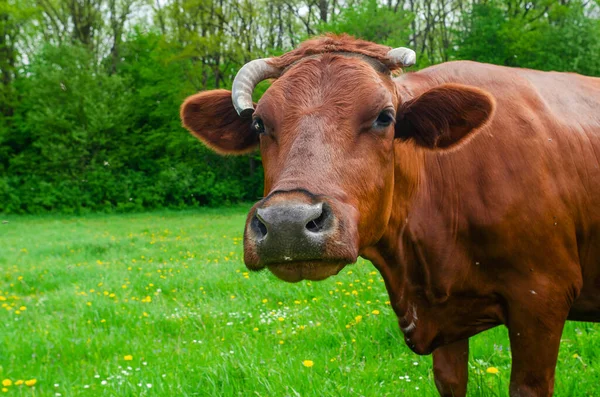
[373,110,395,128]
[251,118,266,134]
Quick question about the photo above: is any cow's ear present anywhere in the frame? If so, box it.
[395,83,495,149]
[181,89,258,155]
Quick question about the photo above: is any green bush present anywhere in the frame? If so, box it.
[0,33,263,214]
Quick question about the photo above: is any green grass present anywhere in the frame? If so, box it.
[0,206,598,396]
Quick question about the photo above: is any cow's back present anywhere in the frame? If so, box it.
[397,61,600,318]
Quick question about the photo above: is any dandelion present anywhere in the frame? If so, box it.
[124,355,133,361]
[302,360,314,367]
[25,379,37,387]
[355,315,362,323]
[14,380,23,385]
[572,353,579,358]
[1,388,7,392]
[372,310,380,315]
[486,367,499,374]
[1,380,11,387]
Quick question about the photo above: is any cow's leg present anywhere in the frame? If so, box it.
[507,301,570,397]
[432,339,469,397]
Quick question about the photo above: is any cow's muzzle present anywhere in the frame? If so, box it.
[243,190,358,282]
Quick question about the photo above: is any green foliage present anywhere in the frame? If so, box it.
[454,1,600,74]
[319,0,413,47]
[0,33,263,214]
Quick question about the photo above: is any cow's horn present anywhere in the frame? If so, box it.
[231,58,282,118]
[387,47,417,68]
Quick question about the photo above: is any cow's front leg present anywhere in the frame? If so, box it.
[507,301,570,397]
[432,339,469,397]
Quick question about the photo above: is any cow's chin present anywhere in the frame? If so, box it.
[266,261,347,283]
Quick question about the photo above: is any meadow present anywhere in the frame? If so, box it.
[0,205,598,396]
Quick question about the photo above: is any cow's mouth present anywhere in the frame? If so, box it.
[266,261,348,282]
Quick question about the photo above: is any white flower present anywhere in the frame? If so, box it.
[101,380,107,385]
[146,383,153,388]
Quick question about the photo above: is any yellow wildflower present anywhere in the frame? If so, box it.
[25,379,36,387]
[14,380,23,386]
[302,360,314,367]
[124,355,133,361]
[1,380,11,387]
[486,367,499,374]
[372,310,380,315]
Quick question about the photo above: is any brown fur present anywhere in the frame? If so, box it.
[268,33,403,72]
[180,89,257,154]
[396,83,496,149]
[181,35,600,397]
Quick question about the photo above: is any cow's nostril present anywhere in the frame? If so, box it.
[251,213,268,239]
[305,204,331,233]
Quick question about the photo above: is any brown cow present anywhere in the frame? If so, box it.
[181,34,600,396]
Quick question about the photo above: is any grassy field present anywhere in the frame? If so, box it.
[0,206,598,396]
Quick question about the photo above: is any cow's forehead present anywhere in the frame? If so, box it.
[257,56,396,118]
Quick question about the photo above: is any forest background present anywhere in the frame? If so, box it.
[1,0,599,214]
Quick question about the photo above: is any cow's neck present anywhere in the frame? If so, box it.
[361,142,427,316]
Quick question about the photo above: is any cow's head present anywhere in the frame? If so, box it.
[181,35,494,282]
